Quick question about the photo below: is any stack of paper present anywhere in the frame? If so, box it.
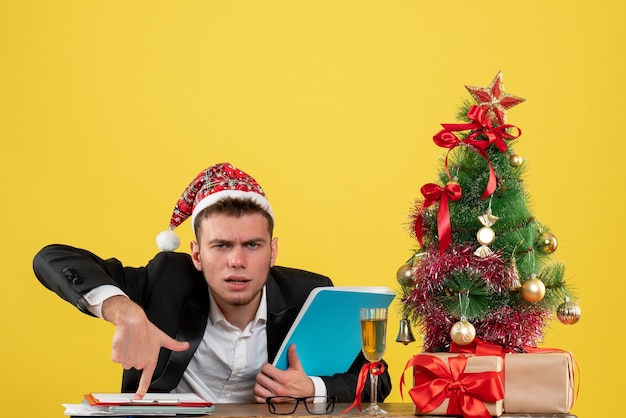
[62,393,215,416]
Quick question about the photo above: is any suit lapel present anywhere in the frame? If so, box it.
[265,275,298,363]
[150,280,210,391]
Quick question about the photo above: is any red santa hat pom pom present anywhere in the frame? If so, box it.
[156,229,180,252]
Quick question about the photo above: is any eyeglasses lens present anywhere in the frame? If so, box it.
[267,397,299,415]
[304,397,335,414]
[267,396,335,415]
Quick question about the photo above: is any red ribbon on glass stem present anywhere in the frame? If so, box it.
[414,182,462,255]
[400,354,504,418]
[341,361,386,414]
[433,105,522,200]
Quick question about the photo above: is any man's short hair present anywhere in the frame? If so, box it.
[193,196,275,239]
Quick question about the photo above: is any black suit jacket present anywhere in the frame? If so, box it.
[33,244,392,402]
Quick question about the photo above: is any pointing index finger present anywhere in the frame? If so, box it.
[133,361,157,400]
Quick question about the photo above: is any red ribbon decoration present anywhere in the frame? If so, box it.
[450,337,510,356]
[433,105,522,200]
[413,182,462,255]
[341,361,386,414]
[400,354,504,418]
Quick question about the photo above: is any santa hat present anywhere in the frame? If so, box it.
[156,162,273,252]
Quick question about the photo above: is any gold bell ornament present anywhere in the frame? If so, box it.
[395,314,416,345]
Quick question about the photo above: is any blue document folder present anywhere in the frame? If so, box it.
[272,286,396,376]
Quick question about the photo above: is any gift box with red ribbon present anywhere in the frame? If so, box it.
[401,349,576,416]
[401,353,504,418]
[448,339,577,413]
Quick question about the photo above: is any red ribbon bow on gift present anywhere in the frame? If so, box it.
[400,354,504,418]
[341,361,386,414]
[413,181,462,255]
[433,105,522,200]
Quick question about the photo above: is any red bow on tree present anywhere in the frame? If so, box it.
[433,105,521,199]
[413,181,462,255]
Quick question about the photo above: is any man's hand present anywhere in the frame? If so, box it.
[253,344,315,403]
[102,296,190,399]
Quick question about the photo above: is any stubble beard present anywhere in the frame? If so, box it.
[227,289,262,307]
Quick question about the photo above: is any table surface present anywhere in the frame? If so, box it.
[205,402,577,417]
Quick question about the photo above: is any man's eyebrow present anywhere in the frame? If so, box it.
[207,238,233,245]
[242,237,268,245]
[207,237,267,245]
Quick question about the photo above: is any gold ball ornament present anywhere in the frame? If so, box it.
[537,231,558,253]
[396,264,414,286]
[521,275,546,303]
[556,298,581,325]
[509,153,524,167]
[450,320,476,345]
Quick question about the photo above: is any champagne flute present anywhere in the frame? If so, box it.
[360,307,388,415]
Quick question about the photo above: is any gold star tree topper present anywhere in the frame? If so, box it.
[465,71,525,126]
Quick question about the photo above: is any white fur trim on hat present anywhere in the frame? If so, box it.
[190,189,274,229]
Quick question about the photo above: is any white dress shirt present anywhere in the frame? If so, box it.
[172,287,268,402]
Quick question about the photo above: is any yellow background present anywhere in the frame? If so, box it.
[1,1,622,416]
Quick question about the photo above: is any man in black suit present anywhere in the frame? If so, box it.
[33,162,391,404]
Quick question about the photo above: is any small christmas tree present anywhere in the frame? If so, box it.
[397,72,581,352]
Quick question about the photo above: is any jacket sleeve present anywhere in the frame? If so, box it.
[320,354,392,403]
[32,244,149,314]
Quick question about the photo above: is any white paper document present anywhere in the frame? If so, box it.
[63,403,178,416]
[62,392,214,416]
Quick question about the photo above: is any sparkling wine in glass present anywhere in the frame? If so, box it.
[360,307,388,415]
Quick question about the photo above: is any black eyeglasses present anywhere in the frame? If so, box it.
[266,396,336,415]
